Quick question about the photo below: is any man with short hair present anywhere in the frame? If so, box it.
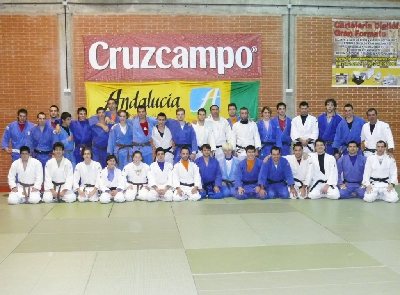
[172,146,202,201]
[129,105,157,165]
[258,146,295,199]
[91,107,111,167]
[148,147,174,201]
[218,142,240,198]
[308,139,340,200]
[2,108,34,161]
[337,141,366,199]
[291,101,318,154]
[46,105,60,129]
[231,107,261,161]
[53,112,75,167]
[205,105,231,161]
[195,144,223,199]
[166,108,198,163]
[89,98,119,126]
[363,141,398,203]
[333,103,365,158]
[29,112,54,168]
[151,112,174,165]
[7,146,42,205]
[270,102,292,156]
[70,107,92,164]
[361,108,394,158]
[227,103,240,128]
[284,143,312,199]
[235,145,263,200]
[42,142,76,203]
[318,98,342,155]
[123,150,151,201]
[73,147,102,202]
[192,108,216,159]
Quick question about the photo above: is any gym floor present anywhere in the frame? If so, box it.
[0,192,399,295]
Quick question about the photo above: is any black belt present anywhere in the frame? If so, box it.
[132,141,151,147]
[293,178,304,188]
[52,181,65,202]
[127,181,147,194]
[236,145,246,150]
[216,145,222,148]
[116,144,133,163]
[34,149,52,155]
[180,182,194,187]
[109,187,117,191]
[364,148,376,153]
[18,181,34,199]
[242,180,258,185]
[116,143,134,149]
[163,146,173,154]
[222,179,234,187]
[84,184,95,187]
[343,179,362,185]
[261,142,274,145]
[310,180,327,192]
[267,179,285,184]
[370,177,389,183]
[203,181,215,187]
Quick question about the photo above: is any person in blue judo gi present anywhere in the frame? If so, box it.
[257,106,276,159]
[70,107,92,164]
[166,107,198,163]
[235,145,263,200]
[91,107,111,167]
[337,141,366,199]
[108,110,134,170]
[46,105,61,130]
[28,112,54,168]
[2,108,34,161]
[53,112,75,167]
[227,103,240,128]
[258,146,296,199]
[270,102,292,156]
[128,105,157,165]
[318,98,342,155]
[218,142,240,198]
[195,144,223,199]
[332,103,365,159]
[89,98,119,126]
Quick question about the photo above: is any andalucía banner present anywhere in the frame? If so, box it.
[332,19,400,87]
[85,81,259,121]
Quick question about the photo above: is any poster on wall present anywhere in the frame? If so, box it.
[332,19,400,87]
[85,81,260,121]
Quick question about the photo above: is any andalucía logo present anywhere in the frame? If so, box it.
[190,88,221,114]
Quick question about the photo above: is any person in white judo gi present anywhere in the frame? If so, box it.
[7,146,43,204]
[363,140,398,203]
[205,105,231,161]
[291,101,319,154]
[122,150,151,201]
[172,146,202,201]
[42,142,76,203]
[192,108,216,159]
[151,112,174,165]
[308,139,340,200]
[147,147,174,201]
[284,142,312,199]
[73,147,102,202]
[361,108,394,158]
[98,155,125,203]
[230,107,261,161]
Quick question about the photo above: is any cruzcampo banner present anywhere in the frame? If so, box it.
[332,19,400,87]
[85,81,259,121]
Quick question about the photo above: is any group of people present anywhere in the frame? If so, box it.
[2,98,398,204]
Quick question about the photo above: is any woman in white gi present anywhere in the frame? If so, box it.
[172,146,202,201]
[363,140,398,203]
[73,147,102,202]
[123,151,151,201]
[148,147,174,201]
[8,146,42,204]
[308,139,340,200]
[98,155,125,203]
[43,142,76,203]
